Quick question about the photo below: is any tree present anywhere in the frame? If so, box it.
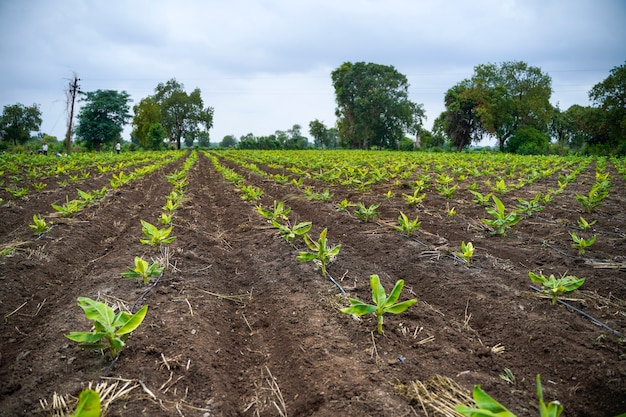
[75,90,131,150]
[439,81,484,151]
[153,79,214,150]
[505,126,550,155]
[197,131,210,148]
[284,124,308,149]
[331,62,425,149]
[309,119,329,149]
[146,123,166,150]
[588,62,626,153]
[469,61,553,151]
[0,103,42,146]
[132,97,162,149]
[219,135,237,148]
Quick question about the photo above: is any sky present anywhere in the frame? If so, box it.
[1,0,625,145]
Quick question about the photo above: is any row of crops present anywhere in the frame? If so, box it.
[1,149,624,415]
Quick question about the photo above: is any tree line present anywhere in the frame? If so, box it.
[1,61,624,155]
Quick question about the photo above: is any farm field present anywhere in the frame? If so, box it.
[0,149,625,416]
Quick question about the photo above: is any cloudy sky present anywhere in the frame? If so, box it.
[1,0,625,145]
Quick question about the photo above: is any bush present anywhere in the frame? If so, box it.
[506,126,550,155]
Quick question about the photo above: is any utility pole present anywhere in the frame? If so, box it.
[64,74,80,153]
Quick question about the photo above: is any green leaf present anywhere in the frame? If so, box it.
[370,275,387,307]
[77,298,115,329]
[385,298,418,314]
[65,331,107,343]
[72,389,101,417]
[385,279,405,306]
[117,305,148,336]
[340,300,377,316]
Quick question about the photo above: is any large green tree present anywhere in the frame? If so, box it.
[469,61,553,151]
[75,90,131,150]
[131,96,162,149]
[331,62,425,149]
[309,119,337,149]
[0,103,42,146]
[588,62,626,153]
[438,81,484,151]
[153,79,214,149]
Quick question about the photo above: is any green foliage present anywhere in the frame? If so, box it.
[122,256,164,284]
[72,389,101,417]
[491,179,509,194]
[239,184,263,201]
[296,228,341,276]
[33,182,47,192]
[469,190,493,206]
[140,220,176,246]
[575,182,609,212]
[340,274,417,334]
[456,241,474,266]
[569,232,596,255]
[159,212,173,225]
[152,79,214,150]
[257,200,291,222]
[335,199,355,211]
[272,220,312,245]
[0,103,42,146]
[6,186,28,198]
[65,297,148,359]
[482,196,521,236]
[29,214,49,236]
[529,271,585,305]
[331,62,425,149]
[394,211,421,237]
[353,202,380,222]
[51,196,84,217]
[515,192,545,215]
[456,375,563,417]
[402,189,426,207]
[75,90,132,151]
[577,216,596,231]
[506,126,551,155]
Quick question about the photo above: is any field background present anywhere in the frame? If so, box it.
[0,150,624,416]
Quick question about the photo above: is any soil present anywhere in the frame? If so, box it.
[0,151,624,417]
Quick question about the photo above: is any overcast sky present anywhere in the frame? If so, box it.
[1,0,625,145]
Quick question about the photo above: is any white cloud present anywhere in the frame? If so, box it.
[1,0,624,144]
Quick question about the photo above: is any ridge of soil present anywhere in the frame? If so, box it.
[0,151,624,416]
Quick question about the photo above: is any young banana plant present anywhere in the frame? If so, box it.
[341,274,417,334]
[296,228,341,276]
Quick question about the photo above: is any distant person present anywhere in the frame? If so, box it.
[115,142,121,154]
[42,143,48,155]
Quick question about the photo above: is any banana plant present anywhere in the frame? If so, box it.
[65,297,148,359]
[456,375,563,417]
[529,271,585,305]
[354,202,380,222]
[29,214,50,236]
[456,241,474,266]
[569,232,596,255]
[296,228,341,276]
[140,220,176,247]
[340,274,417,334]
[257,200,291,222]
[402,189,426,207]
[72,389,101,417]
[51,196,84,217]
[577,216,596,231]
[482,195,521,236]
[122,256,164,284]
[272,220,312,245]
[394,211,421,237]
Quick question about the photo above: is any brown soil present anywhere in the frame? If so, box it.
[0,151,624,417]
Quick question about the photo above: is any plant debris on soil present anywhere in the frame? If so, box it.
[0,150,625,417]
